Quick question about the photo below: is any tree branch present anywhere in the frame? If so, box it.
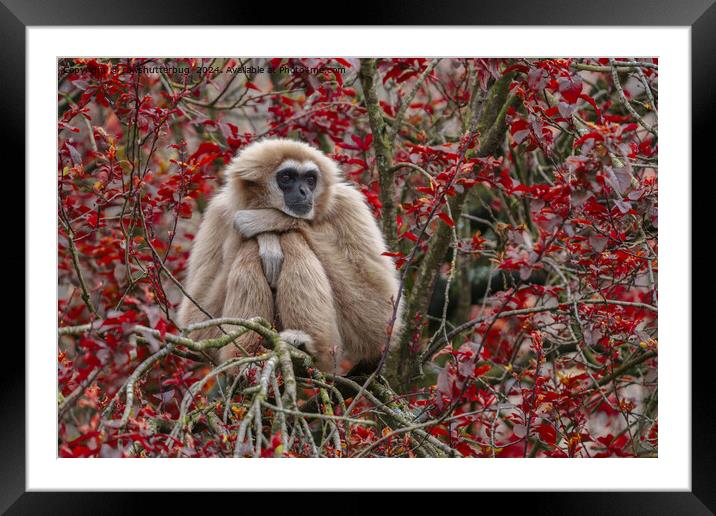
[359,58,397,252]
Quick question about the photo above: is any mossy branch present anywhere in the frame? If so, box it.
[387,69,518,390]
[359,58,398,252]
[59,317,456,458]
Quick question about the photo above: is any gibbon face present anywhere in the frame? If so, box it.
[227,139,339,221]
[273,159,320,218]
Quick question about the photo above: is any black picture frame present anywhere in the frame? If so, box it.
[4,1,711,513]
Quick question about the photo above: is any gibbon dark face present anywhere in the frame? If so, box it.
[275,160,319,217]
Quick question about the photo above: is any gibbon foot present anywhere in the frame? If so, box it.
[279,329,314,353]
[280,329,349,375]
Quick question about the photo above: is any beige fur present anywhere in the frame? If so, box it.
[177,138,401,374]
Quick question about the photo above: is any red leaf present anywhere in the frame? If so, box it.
[558,75,583,104]
[189,142,222,163]
[537,423,557,446]
[574,132,604,147]
[437,212,455,228]
[474,364,491,377]
[579,93,602,122]
[502,63,529,75]
[87,212,99,229]
[401,231,419,243]
[155,319,168,340]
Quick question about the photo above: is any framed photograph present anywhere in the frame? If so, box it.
[6,0,711,513]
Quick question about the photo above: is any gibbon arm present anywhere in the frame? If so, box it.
[312,185,401,364]
[233,209,303,239]
[232,187,394,281]
[276,231,346,374]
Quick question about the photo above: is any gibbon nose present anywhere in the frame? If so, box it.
[298,185,309,197]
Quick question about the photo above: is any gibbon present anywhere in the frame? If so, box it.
[177,138,401,374]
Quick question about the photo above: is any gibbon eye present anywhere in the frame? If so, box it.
[304,173,317,189]
[277,170,294,186]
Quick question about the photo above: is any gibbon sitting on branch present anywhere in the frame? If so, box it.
[177,138,401,375]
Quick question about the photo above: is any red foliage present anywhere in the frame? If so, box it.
[58,57,657,458]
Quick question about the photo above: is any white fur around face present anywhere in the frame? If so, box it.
[274,159,322,220]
